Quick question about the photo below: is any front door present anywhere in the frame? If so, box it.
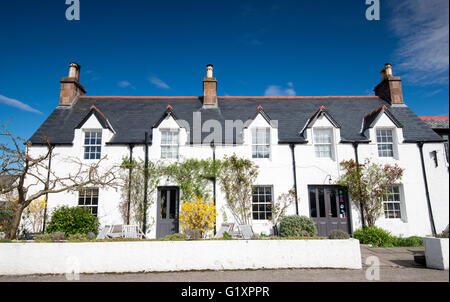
[308,186,350,237]
[156,187,179,238]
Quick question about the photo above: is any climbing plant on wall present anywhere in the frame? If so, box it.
[162,158,222,204]
[217,154,259,226]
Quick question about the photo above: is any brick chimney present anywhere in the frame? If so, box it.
[374,63,404,104]
[203,64,217,107]
[59,62,86,106]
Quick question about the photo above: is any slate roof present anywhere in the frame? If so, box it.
[361,105,403,133]
[419,117,449,130]
[29,96,444,145]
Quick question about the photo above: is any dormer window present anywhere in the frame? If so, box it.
[252,128,270,159]
[313,128,333,158]
[161,129,179,159]
[83,130,102,160]
[376,129,394,157]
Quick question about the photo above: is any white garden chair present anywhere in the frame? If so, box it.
[214,223,234,238]
[122,225,146,239]
[238,224,255,240]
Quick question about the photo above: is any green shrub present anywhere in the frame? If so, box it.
[160,233,186,241]
[33,233,52,242]
[279,215,317,238]
[46,206,99,236]
[68,233,89,242]
[353,227,393,247]
[391,236,423,247]
[222,231,232,240]
[329,229,350,240]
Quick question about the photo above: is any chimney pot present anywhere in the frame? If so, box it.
[206,64,213,78]
[384,63,393,77]
[68,62,80,81]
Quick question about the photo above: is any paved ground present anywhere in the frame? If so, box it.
[1,246,448,282]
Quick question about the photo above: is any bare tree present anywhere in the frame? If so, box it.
[337,159,404,227]
[0,124,120,239]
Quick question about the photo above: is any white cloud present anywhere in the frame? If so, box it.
[0,94,42,114]
[389,0,449,85]
[264,83,296,96]
[149,77,170,89]
[117,80,133,88]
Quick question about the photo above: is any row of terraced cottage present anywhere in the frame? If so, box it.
[27,62,449,238]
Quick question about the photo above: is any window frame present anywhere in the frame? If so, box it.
[312,128,334,159]
[160,129,180,159]
[251,128,271,159]
[382,185,402,219]
[78,187,99,217]
[83,129,102,160]
[376,128,395,158]
[252,185,273,221]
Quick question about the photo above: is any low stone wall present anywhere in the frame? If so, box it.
[424,237,449,270]
[0,239,362,275]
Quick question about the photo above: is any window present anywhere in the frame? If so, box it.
[161,130,179,159]
[78,188,99,216]
[383,186,401,219]
[83,130,102,160]
[376,129,394,157]
[313,129,333,158]
[252,128,270,158]
[252,186,272,220]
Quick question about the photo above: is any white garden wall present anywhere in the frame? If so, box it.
[0,239,362,275]
[424,237,449,270]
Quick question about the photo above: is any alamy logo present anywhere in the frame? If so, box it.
[365,0,380,21]
[65,0,80,21]
[365,256,380,281]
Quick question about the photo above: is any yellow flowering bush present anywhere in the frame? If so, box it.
[23,197,47,233]
[179,198,217,239]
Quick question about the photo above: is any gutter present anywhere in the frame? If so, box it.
[126,144,134,225]
[143,132,149,235]
[211,142,217,235]
[352,142,366,228]
[289,144,299,215]
[42,145,54,233]
[417,142,437,236]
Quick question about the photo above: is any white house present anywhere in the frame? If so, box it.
[27,62,449,238]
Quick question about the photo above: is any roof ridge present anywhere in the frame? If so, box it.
[79,95,379,100]
[419,116,449,120]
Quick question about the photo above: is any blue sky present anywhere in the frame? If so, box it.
[0,0,448,140]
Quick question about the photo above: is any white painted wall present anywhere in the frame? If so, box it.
[25,111,449,238]
[424,237,449,270]
[0,239,362,275]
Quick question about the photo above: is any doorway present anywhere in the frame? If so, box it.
[308,185,351,237]
[156,187,179,238]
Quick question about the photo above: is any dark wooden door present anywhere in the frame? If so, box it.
[308,186,350,237]
[156,187,179,238]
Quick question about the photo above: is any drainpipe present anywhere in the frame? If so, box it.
[417,142,437,236]
[143,132,149,235]
[42,145,53,233]
[126,144,134,225]
[289,143,299,215]
[352,142,366,228]
[211,141,216,235]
